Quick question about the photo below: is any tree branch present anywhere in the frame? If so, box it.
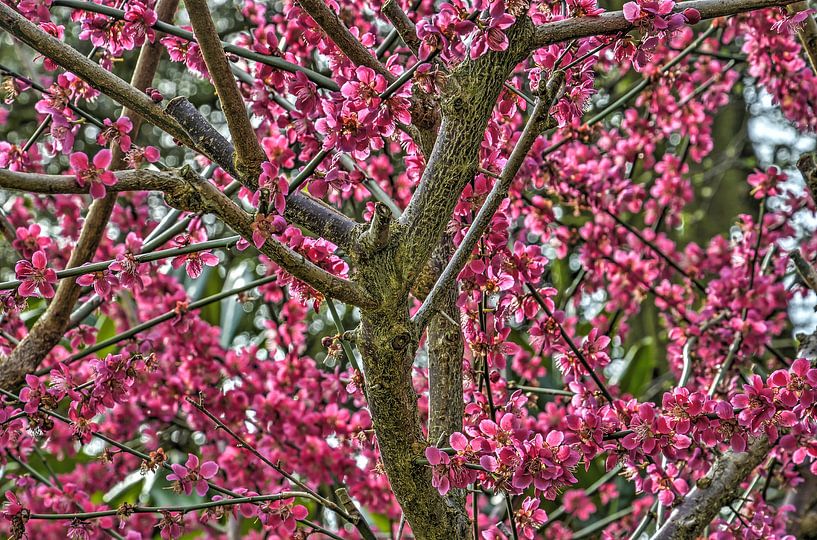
[163,96,361,251]
[530,0,796,48]
[298,0,396,83]
[167,167,375,308]
[50,0,339,90]
[185,0,268,184]
[653,324,817,540]
[651,438,772,540]
[0,0,180,391]
[426,237,464,444]
[382,0,421,56]
[0,167,184,194]
[413,72,564,329]
[397,19,535,289]
[0,0,194,149]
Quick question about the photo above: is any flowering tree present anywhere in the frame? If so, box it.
[2,0,817,537]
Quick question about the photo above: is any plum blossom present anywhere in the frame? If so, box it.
[166,454,219,496]
[470,2,516,60]
[70,150,117,198]
[515,497,548,539]
[12,224,50,259]
[76,268,119,300]
[15,250,58,298]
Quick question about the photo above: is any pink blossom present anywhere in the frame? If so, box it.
[470,2,516,60]
[166,453,219,496]
[12,224,50,258]
[76,268,119,300]
[15,250,58,298]
[70,150,117,198]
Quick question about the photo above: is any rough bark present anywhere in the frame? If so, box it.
[185,0,268,184]
[651,438,772,540]
[398,20,535,289]
[427,237,464,445]
[530,0,796,48]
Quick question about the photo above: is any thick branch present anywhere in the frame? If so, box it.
[0,0,180,391]
[0,168,184,194]
[651,438,771,540]
[413,72,563,329]
[426,237,464,444]
[168,168,375,308]
[165,97,239,180]
[0,0,194,149]
[164,97,361,250]
[398,19,535,288]
[530,0,796,47]
[382,0,421,56]
[357,202,393,254]
[298,0,396,83]
[185,0,268,184]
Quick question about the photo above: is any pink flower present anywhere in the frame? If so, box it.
[123,0,158,46]
[747,166,786,199]
[166,453,219,496]
[288,71,318,113]
[109,232,147,290]
[15,250,58,298]
[562,489,596,520]
[76,268,119,299]
[515,497,548,539]
[425,446,452,495]
[567,0,605,17]
[19,373,53,414]
[257,498,309,535]
[12,224,50,258]
[96,117,132,152]
[171,236,220,279]
[158,512,183,539]
[251,213,287,249]
[67,519,94,539]
[257,161,289,215]
[70,150,117,198]
[2,490,25,519]
[470,2,516,60]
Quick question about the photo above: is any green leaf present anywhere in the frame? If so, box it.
[197,267,224,326]
[94,315,118,358]
[618,337,657,397]
[369,512,393,535]
[551,257,570,297]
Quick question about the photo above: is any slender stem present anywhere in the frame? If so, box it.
[50,0,338,90]
[526,284,615,404]
[27,493,311,520]
[572,506,634,539]
[326,300,361,372]
[508,383,573,397]
[186,0,267,184]
[603,208,706,294]
[0,236,240,291]
[33,275,277,375]
[183,397,362,527]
